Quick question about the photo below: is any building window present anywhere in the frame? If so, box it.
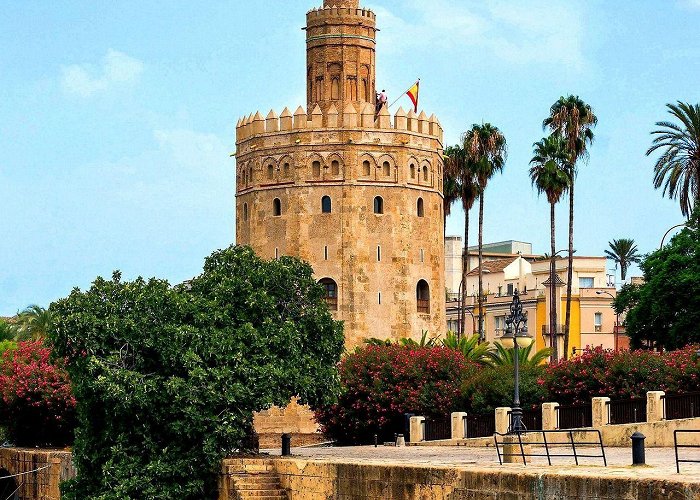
[383,161,391,177]
[249,167,253,183]
[319,278,338,311]
[507,283,514,296]
[363,160,371,176]
[495,315,506,335]
[373,196,384,214]
[283,162,290,178]
[594,312,602,332]
[331,160,340,176]
[417,280,430,313]
[274,248,279,259]
[422,165,428,181]
[377,245,381,262]
[312,160,321,178]
[273,198,281,216]
[410,164,416,179]
[267,164,274,180]
[579,277,595,289]
[420,248,424,263]
[417,197,424,217]
[322,196,332,213]
[324,246,328,261]
[243,202,248,221]
[378,292,381,305]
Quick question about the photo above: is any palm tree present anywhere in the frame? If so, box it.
[442,150,461,237]
[486,342,552,367]
[529,135,570,362]
[544,96,598,359]
[464,124,507,340]
[15,305,52,340]
[0,319,18,341]
[445,144,480,338]
[646,101,700,218]
[442,332,494,366]
[604,238,641,282]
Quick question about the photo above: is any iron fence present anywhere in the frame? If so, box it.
[508,408,542,432]
[494,429,607,466]
[607,398,646,425]
[423,416,451,441]
[466,413,495,438]
[673,430,700,473]
[663,392,700,420]
[556,403,592,429]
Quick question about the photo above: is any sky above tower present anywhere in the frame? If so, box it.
[1,0,699,314]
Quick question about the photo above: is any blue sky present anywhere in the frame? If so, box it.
[1,0,699,315]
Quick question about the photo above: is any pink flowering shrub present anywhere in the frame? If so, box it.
[0,341,76,447]
[544,345,700,406]
[315,345,476,444]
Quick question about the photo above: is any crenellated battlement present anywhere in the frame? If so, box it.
[236,104,443,144]
[306,6,376,22]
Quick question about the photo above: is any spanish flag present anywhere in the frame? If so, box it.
[406,80,420,112]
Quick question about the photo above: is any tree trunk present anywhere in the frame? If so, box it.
[478,194,484,341]
[549,201,558,363]
[563,182,574,360]
[460,197,470,339]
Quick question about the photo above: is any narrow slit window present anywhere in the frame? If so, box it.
[243,203,248,221]
[273,198,281,216]
[417,197,424,217]
[378,292,381,305]
[373,196,383,214]
[321,196,332,213]
[377,245,381,262]
[324,246,328,261]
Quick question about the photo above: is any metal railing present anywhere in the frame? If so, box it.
[607,398,647,425]
[556,403,592,429]
[423,416,451,441]
[663,392,700,420]
[494,429,607,466]
[673,430,700,473]
[465,413,495,438]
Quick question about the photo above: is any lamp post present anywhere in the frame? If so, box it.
[499,290,533,434]
[596,290,619,350]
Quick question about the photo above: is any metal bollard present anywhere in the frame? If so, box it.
[374,434,378,448]
[631,432,645,465]
[281,433,291,456]
[395,434,405,447]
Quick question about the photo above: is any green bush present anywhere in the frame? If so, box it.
[49,245,344,500]
[462,364,547,414]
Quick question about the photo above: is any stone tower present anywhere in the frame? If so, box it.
[235,0,445,348]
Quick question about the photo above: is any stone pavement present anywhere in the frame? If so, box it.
[263,444,700,482]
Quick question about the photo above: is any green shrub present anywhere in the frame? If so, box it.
[462,364,547,414]
[49,245,344,500]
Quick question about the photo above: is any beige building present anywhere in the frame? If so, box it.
[445,237,621,356]
[234,0,445,349]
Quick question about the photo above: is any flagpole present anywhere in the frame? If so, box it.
[388,78,419,109]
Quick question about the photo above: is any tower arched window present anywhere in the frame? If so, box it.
[321,196,332,213]
[249,167,253,184]
[383,161,391,177]
[417,280,430,314]
[422,165,428,181]
[283,162,290,178]
[267,164,274,180]
[312,160,321,178]
[410,164,416,179]
[363,160,371,176]
[331,160,340,176]
[417,197,424,217]
[273,198,281,216]
[319,278,338,311]
[243,202,248,221]
[373,196,384,214]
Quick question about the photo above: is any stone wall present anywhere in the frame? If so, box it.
[253,397,326,449]
[220,457,700,500]
[0,448,75,500]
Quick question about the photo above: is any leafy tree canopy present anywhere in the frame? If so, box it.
[617,208,700,349]
[48,245,344,500]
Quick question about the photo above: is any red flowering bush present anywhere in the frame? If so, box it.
[544,345,700,406]
[0,340,76,447]
[315,345,476,444]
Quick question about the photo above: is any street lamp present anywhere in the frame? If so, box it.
[596,290,620,350]
[498,289,533,434]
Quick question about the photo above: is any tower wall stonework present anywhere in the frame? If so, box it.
[234,1,445,349]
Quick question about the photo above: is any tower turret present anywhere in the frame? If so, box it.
[305,1,376,118]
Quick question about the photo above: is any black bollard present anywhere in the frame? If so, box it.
[631,432,645,465]
[374,434,378,448]
[281,433,291,456]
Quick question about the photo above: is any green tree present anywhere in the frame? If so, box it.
[529,135,570,362]
[604,238,642,282]
[544,95,598,359]
[618,209,700,349]
[646,101,700,218]
[442,152,461,237]
[464,124,507,339]
[49,245,344,500]
[0,319,18,341]
[445,144,480,337]
[15,305,52,340]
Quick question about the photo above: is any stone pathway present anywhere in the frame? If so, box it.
[262,444,700,481]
